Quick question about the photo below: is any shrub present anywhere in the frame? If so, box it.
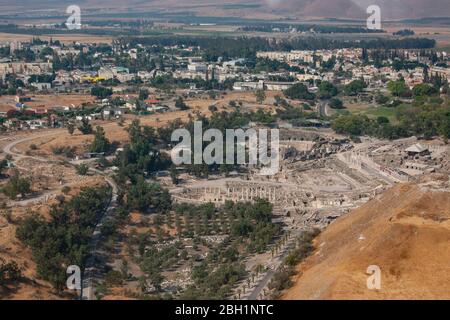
[51,146,75,158]
[75,164,89,176]
[0,259,21,285]
[2,172,31,200]
[105,270,123,286]
[329,97,344,109]
[61,186,71,194]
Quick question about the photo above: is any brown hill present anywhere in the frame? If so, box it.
[282,174,450,300]
[265,0,364,19]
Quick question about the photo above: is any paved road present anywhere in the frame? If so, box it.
[2,132,60,162]
[13,183,72,206]
[80,172,118,300]
[247,269,275,300]
[245,228,304,300]
[317,100,330,118]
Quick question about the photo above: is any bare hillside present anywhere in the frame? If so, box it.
[283,174,450,300]
[0,0,448,20]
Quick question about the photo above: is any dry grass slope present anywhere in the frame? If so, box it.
[283,175,450,300]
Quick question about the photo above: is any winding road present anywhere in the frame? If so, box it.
[317,100,330,118]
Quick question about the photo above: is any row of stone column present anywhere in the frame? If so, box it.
[202,186,279,202]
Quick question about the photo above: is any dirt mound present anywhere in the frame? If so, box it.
[282,176,450,300]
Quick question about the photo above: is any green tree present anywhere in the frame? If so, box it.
[175,97,189,110]
[318,81,338,99]
[329,97,344,109]
[138,88,149,101]
[38,47,54,60]
[375,94,390,105]
[78,118,93,135]
[344,80,367,96]
[61,186,71,194]
[2,172,31,200]
[387,80,408,97]
[0,259,21,285]
[283,83,315,100]
[75,164,89,175]
[67,122,75,135]
[377,116,390,125]
[170,166,179,185]
[16,186,110,291]
[91,86,113,99]
[0,159,8,176]
[412,83,436,97]
[90,126,110,153]
[255,89,266,104]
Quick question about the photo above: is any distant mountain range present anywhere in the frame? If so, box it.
[0,0,449,20]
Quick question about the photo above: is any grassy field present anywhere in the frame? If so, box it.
[361,106,398,121]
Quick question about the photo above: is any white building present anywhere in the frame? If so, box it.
[31,82,51,90]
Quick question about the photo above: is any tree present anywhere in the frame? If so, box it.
[283,83,315,100]
[375,94,390,105]
[38,46,54,60]
[138,88,149,101]
[90,126,110,153]
[120,260,129,279]
[91,86,113,99]
[148,270,163,291]
[75,164,89,175]
[318,81,338,99]
[105,270,123,286]
[170,166,179,185]
[16,186,110,291]
[329,97,344,109]
[0,159,8,176]
[208,105,218,113]
[331,114,372,136]
[0,259,21,286]
[78,118,93,135]
[208,91,217,100]
[67,122,75,135]
[255,89,266,104]
[387,80,408,97]
[2,172,31,200]
[412,83,436,97]
[126,176,172,213]
[377,116,390,125]
[175,97,189,110]
[344,80,367,96]
[61,186,71,194]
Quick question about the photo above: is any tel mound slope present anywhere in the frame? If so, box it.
[283,175,450,300]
